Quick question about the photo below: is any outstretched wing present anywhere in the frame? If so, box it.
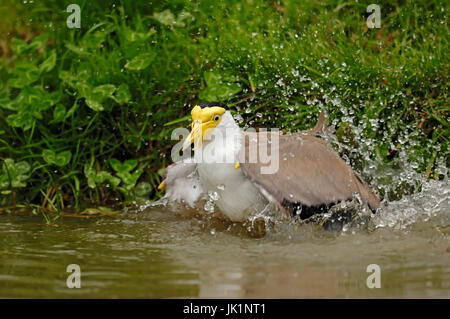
[161,159,206,207]
[239,132,381,215]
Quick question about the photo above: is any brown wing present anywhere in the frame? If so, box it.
[238,131,381,214]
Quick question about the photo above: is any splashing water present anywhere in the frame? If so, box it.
[373,178,450,230]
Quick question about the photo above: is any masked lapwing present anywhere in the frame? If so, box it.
[159,102,381,222]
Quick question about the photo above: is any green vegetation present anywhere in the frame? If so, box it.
[0,0,448,216]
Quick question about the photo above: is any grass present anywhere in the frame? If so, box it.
[0,0,448,216]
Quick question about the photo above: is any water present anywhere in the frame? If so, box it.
[1,179,449,298]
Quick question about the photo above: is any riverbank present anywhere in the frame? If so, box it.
[0,0,448,217]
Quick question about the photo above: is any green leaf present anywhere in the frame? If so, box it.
[8,63,41,88]
[0,174,9,190]
[117,169,143,189]
[175,11,193,27]
[65,43,91,56]
[42,149,72,167]
[1,158,30,189]
[93,84,116,98]
[76,82,91,98]
[84,84,116,111]
[152,9,176,26]
[157,168,165,177]
[85,96,104,111]
[42,149,56,165]
[58,70,78,87]
[81,31,108,50]
[110,158,138,173]
[125,52,155,71]
[40,50,57,72]
[15,161,31,175]
[29,34,49,51]
[64,100,79,119]
[83,164,120,189]
[36,95,59,112]
[6,112,33,130]
[12,34,47,54]
[113,83,131,104]
[11,38,29,55]
[19,85,55,107]
[199,71,242,101]
[123,28,156,43]
[109,158,121,172]
[135,181,151,198]
[52,104,66,123]
[152,10,192,27]
[0,97,15,111]
[123,159,138,172]
[83,164,97,189]
[55,151,72,167]
[96,171,121,188]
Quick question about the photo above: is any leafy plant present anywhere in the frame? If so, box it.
[42,150,72,167]
[125,52,156,71]
[0,158,31,192]
[152,9,193,28]
[84,164,120,190]
[0,0,447,216]
[110,158,144,193]
[199,71,242,101]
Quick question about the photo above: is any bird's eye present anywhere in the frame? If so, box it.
[213,115,221,122]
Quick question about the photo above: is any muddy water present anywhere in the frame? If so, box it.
[0,180,449,298]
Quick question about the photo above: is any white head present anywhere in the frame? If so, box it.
[183,102,242,163]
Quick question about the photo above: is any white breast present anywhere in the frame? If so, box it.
[194,112,268,221]
[197,162,268,221]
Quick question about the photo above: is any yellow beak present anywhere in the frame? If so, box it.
[182,105,226,151]
[157,180,165,190]
[183,120,203,151]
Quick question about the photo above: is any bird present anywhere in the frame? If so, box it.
[158,102,381,222]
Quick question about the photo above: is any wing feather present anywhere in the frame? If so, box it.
[239,132,381,214]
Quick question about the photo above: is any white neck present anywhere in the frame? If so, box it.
[196,111,242,164]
